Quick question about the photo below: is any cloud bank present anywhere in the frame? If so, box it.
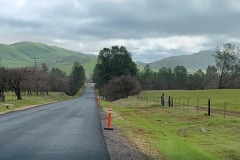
[0,0,240,62]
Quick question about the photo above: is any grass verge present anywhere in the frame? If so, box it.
[102,95,240,160]
[0,92,70,113]
[0,84,86,113]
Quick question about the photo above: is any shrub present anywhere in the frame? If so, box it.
[101,76,141,101]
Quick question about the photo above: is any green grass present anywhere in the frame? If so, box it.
[0,42,97,78]
[102,90,240,160]
[0,84,86,113]
[0,92,71,113]
[139,89,240,111]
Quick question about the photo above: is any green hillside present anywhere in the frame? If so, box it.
[0,42,97,78]
[146,50,215,71]
[0,42,217,78]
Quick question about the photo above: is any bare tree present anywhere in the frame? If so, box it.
[214,43,239,89]
[0,67,8,101]
[8,68,23,100]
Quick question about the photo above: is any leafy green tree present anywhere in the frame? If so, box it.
[173,65,188,89]
[69,61,86,95]
[157,67,174,89]
[188,69,205,89]
[93,46,137,86]
[204,65,218,89]
[214,43,239,89]
[139,64,153,89]
[101,76,141,101]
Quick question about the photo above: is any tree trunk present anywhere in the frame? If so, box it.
[14,87,22,100]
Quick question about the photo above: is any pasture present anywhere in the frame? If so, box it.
[102,89,240,160]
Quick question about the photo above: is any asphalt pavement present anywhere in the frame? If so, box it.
[0,83,110,160]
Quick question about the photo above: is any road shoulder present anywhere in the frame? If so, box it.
[99,107,148,160]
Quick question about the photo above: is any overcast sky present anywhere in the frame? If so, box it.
[0,0,240,62]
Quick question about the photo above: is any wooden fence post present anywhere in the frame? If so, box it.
[224,101,226,118]
[208,99,211,116]
[161,93,164,106]
[179,98,180,109]
[197,99,199,113]
[168,96,171,107]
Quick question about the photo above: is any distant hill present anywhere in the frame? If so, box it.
[0,42,97,78]
[0,42,217,78]
[145,50,215,71]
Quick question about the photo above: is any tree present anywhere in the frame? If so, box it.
[138,64,153,90]
[173,65,188,89]
[188,69,205,90]
[214,43,239,89]
[204,65,218,89]
[0,67,8,101]
[101,76,141,101]
[8,68,23,100]
[93,46,137,86]
[69,61,86,95]
[157,67,174,89]
[42,63,49,73]
[49,68,69,93]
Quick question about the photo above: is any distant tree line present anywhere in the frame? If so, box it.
[0,61,85,101]
[93,43,239,101]
[138,43,240,90]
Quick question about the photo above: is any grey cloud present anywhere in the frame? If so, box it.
[0,0,240,62]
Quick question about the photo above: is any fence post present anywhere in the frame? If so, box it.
[161,93,164,106]
[179,98,180,109]
[168,96,171,107]
[224,101,226,118]
[197,99,199,113]
[208,99,211,116]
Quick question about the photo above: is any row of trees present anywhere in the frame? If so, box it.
[139,43,240,90]
[138,65,218,90]
[0,61,85,100]
[93,43,239,101]
[138,43,240,90]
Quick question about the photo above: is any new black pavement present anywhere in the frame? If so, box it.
[0,83,109,160]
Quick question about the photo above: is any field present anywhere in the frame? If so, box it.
[0,92,69,113]
[0,85,85,113]
[102,89,240,160]
[139,89,240,112]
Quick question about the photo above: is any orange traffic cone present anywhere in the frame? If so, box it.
[104,105,113,130]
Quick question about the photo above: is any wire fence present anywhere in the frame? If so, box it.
[1,91,50,102]
[132,93,240,118]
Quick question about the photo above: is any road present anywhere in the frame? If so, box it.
[0,83,110,160]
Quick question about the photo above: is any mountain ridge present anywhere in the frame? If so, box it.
[0,41,97,78]
[0,41,216,77]
[143,50,216,71]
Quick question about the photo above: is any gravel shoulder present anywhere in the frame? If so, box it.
[99,107,148,160]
